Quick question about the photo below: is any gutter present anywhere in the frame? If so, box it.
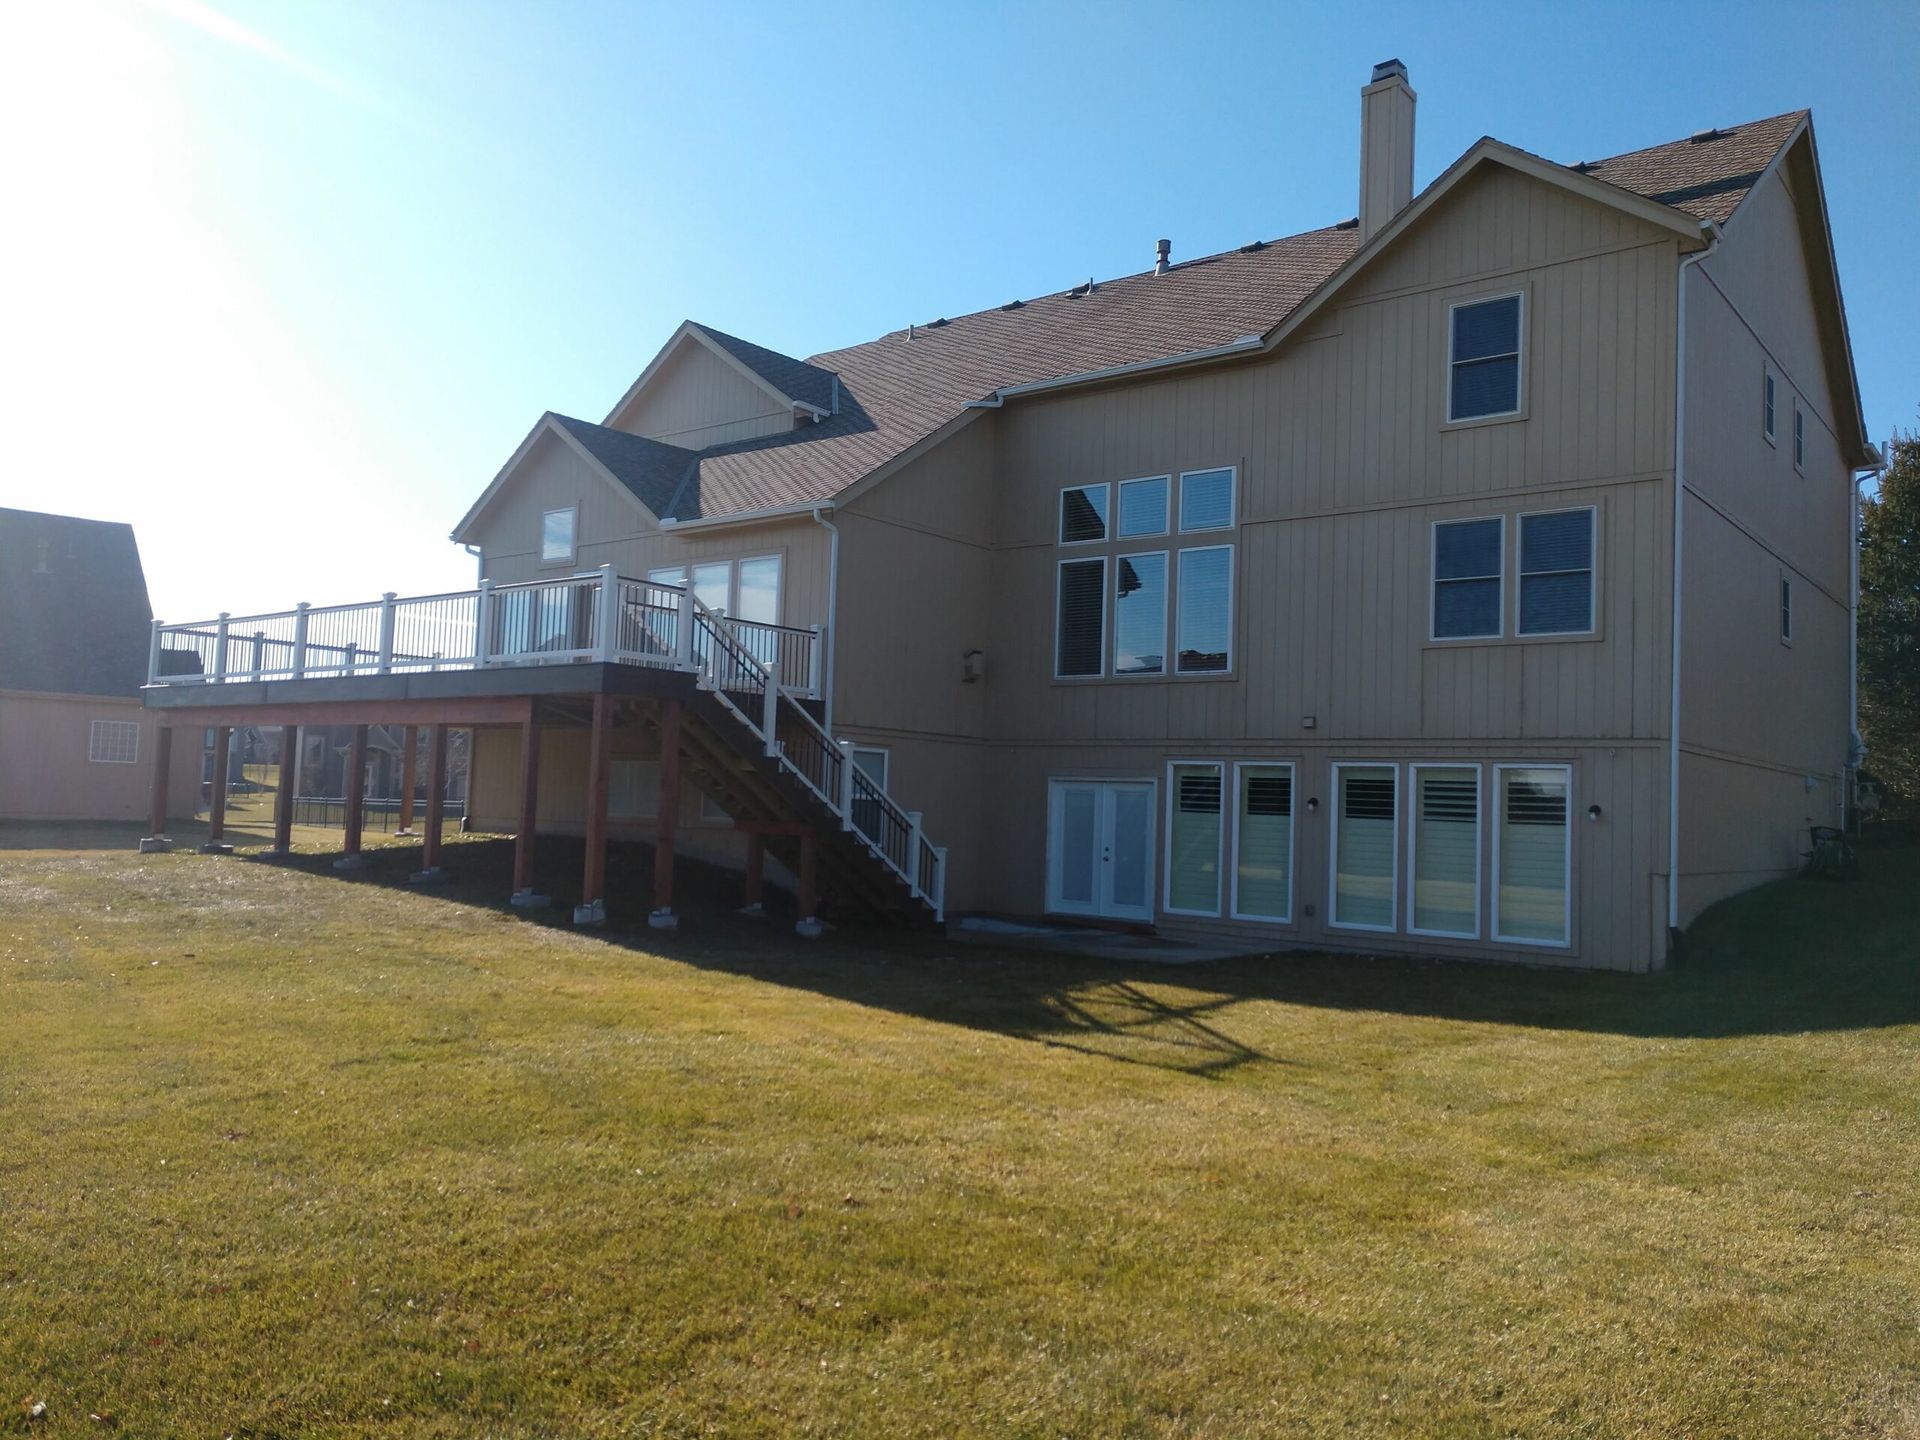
[658,500,834,532]
[965,335,1266,409]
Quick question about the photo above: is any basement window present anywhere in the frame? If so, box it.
[1447,293,1524,422]
[89,719,140,765]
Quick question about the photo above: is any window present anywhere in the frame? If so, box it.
[1178,468,1235,532]
[608,759,659,819]
[701,792,731,822]
[1495,766,1570,946]
[1113,551,1168,675]
[850,746,890,841]
[1780,576,1793,644]
[1232,763,1293,922]
[1792,401,1806,472]
[1431,517,1504,639]
[1055,557,1106,678]
[1409,765,1480,938]
[646,555,781,621]
[540,507,577,565]
[1331,764,1397,931]
[1175,546,1233,674]
[1117,476,1170,538]
[1517,508,1594,636]
[1448,294,1523,421]
[1763,369,1777,443]
[1060,484,1109,544]
[88,719,140,765]
[1165,762,1223,915]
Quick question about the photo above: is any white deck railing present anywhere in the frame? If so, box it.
[146,566,943,920]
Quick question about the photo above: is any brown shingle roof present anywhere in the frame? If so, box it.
[640,112,1804,522]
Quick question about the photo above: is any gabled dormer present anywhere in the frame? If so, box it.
[604,320,838,448]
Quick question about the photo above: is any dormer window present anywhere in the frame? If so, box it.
[540,507,577,565]
[1447,293,1524,422]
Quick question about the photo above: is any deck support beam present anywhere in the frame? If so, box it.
[396,726,418,835]
[271,724,297,855]
[199,726,234,853]
[575,695,614,926]
[334,724,369,870]
[510,712,548,907]
[795,831,822,938]
[139,726,174,852]
[411,723,449,884]
[649,698,681,929]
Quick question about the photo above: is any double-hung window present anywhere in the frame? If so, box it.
[1232,763,1294,922]
[1517,508,1595,636]
[1494,765,1571,946]
[1432,518,1503,639]
[1792,401,1806,472]
[1448,294,1523,422]
[1165,761,1224,916]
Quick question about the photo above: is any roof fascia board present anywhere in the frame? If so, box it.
[449,414,660,544]
[658,499,835,532]
[602,320,807,429]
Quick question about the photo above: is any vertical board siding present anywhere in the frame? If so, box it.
[610,341,794,449]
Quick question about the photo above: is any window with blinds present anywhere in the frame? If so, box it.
[1432,517,1504,639]
[1175,545,1233,673]
[1166,762,1223,915]
[1060,484,1109,544]
[1448,294,1523,421]
[1233,763,1293,922]
[1495,766,1570,945]
[1518,508,1594,635]
[1410,766,1480,937]
[1332,764,1397,930]
[1055,558,1106,677]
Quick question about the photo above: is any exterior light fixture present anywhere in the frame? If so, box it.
[1587,804,1603,822]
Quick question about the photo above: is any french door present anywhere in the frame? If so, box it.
[1046,780,1155,922]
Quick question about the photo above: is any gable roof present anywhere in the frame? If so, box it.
[549,414,699,516]
[0,508,155,697]
[692,324,839,416]
[1576,110,1806,224]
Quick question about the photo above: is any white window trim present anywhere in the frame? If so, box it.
[1429,515,1505,641]
[1111,547,1170,678]
[1115,474,1171,539]
[850,744,890,790]
[1176,466,1237,534]
[1229,760,1296,925]
[1515,505,1598,638]
[1059,482,1112,546]
[1053,554,1108,680]
[1491,762,1574,949]
[733,552,784,623]
[1792,400,1807,475]
[88,718,140,765]
[539,506,578,567]
[1446,291,1526,424]
[1328,761,1400,934]
[1779,573,1793,646]
[1174,543,1235,676]
[1163,759,1226,918]
[1045,775,1159,919]
[1762,364,1778,446]
[1406,762,1483,940]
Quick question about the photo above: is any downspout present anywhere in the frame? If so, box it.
[463,543,484,584]
[1668,228,1718,950]
[809,505,840,735]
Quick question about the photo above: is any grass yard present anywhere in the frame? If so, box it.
[2,824,1916,1438]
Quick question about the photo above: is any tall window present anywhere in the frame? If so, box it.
[1331,764,1397,930]
[1113,551,1168,675]
[1495,766,1570,946]
[1432,517,1504,639]
[540,507,577,565]
[1176,546,1233,673]
[1409,766,1480,937]
[1780,576,1793,644]
[1763,369,1777,442]
[1060,484,1109,544]
[1792,402,1806,471]
[1166,762,1223,915]
[1232,763,1293,922]
[1055,558,1106,678]
[1448,294,1523,421]
[1517,509,1594,636]
[88,719,140,765]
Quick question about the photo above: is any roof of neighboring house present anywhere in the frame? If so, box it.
[0,508,155,697]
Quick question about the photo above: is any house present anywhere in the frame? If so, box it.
[142,62,1879,969]
[1,508,200,823]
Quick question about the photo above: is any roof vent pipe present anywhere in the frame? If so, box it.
[1359,58,1416,242]
[1154,238,1171,275]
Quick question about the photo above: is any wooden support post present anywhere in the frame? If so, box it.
[576,694,614,926]
[795,830,822,938]
[510,713,547,906]
[272,724,297,855]
[650,698,680,928]
[411,723,449,883]
[335,724,369,870]
[140,725,174,851]
[200,726,233,853]
[741,832,766,915]
[396,726,419,835]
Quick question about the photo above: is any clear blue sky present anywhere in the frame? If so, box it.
[3,0,1915,620]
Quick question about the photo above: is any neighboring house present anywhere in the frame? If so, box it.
[0,509,199,823]
[144,63,1878,969]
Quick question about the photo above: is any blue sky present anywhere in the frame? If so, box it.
[3,0,1915,619]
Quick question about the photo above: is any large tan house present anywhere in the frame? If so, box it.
[144,63,1879,970]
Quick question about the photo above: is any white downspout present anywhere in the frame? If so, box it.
[809,506,840,735]
[1668,230,1717,948]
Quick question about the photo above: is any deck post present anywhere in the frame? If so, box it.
[575,694,615,925]
[650,697,681,928]
[291,602,310,679]
[139,725,174,852]
[595,563,619,663]
[795,831,822,938]
[377,592,398,674]
[931,846,948,924]
[411,723,449,883]
[673,586,695,670]
[396,726,419,835]
[147,618,164,686]
[200,726,234,854]
[905,810,924,899]
[475,579,495,667]
[510,711,548,907]
[212,612,231,682]
[740,832,766,916]
[836,738,856,829]
[807,624,822,697]
[334,724,369,870]
[271,724,297,855]
[760,662,779,756]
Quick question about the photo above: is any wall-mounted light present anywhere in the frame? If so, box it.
[1587,803,1603,823]
[1306,796,1320,814]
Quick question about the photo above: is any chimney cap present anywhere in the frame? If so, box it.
[1154,238,1171,274]
[1369,58,1408,83]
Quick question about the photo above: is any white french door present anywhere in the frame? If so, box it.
[1046,780,1155,922]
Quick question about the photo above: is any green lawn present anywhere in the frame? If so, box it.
[2,825,1916,1438]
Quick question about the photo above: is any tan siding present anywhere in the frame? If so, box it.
[610,341,792,448]
[1,693,199,822]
